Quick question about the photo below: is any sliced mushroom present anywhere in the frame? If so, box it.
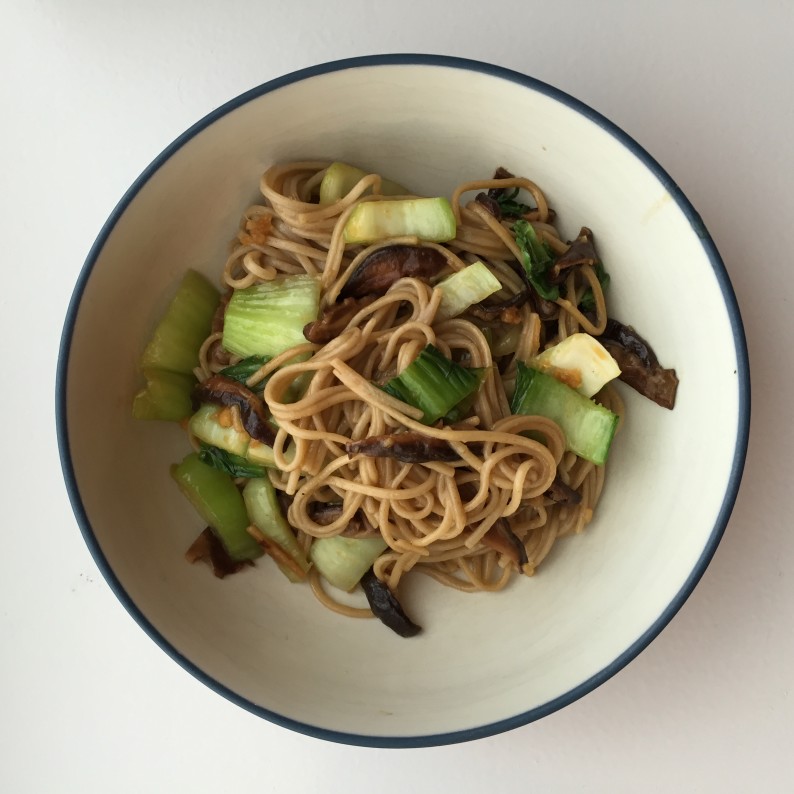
[306,502,378,538]
[500,254,558,320]
[193,374,277,446]
[185,527,252,579]
[340,523,378,539]
[307,502,345,525]
[601,318,659,368]
[346,432,481,464]
[468,290,528,324]
[474,192,502,220]
[339,245,448,299]
[360,568,422,638]
[486,166,515,199]
[598,319,679,409]
[479,518,529,568]
[545,475,583,505]
[548,227,598,286]
[602,341,679,410]
[303,295,375,344]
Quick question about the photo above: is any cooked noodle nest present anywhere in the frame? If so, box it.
[196,161,619,613]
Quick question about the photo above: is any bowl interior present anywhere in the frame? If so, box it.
[61,59,744,743]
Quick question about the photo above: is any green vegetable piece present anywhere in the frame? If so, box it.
[189,403,284,468]
[309,536,387,592]
[382,344,483,424]
[319,162,408,206]
[171,453,262,562]
[219,355,271,386]
[497,188,532,218]
[434,261,502,322]
[132,368,194,421]
[343,198,457,245]
[242,479,310,582]
[443,367,488,423]
[488,324,522,358]
[280,369,314,405]
[245,439,280,468]
[140,270,220,374]
[198,444,266,479]
[513,220,559,301]
[189,404,250,457]
[222,275,320,359]
[511,363,618,465]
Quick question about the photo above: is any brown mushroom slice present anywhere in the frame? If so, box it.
[303,295,375,344]
[339,245,448,300]
[360,568,422,638]
[599,318,679,409]
[474,192,502,220]
[468,290,528,324]
[486,166,516,200]
[545,475,583,505]
[497,253,558,320]
[306,502,379,538]
[346,432,480,464]
[601,318,659,368]
[548,227,598,286]
[470,519,528,569]
[602,341,679,410]
[193,374,277,446]
[307,502,345,525]
[185,527,253,579]
[340,523,379,539]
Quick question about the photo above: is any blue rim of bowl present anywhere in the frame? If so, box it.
[56,53,750,748]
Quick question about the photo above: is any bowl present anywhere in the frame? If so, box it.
[56,55,749,746]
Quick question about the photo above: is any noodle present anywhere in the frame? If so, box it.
[194,161,619,623]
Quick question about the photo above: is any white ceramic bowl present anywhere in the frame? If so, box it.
[57,55,749,746]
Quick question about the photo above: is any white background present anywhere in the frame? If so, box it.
[1,1,790,791]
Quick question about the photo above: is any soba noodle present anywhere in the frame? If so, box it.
[193,161,622,620]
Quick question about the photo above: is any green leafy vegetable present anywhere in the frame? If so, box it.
[434,261,502,322]
[319,162,408,206]
[382,344,483,424]
[220,355,271,385]
[198,443,266,479]
[222,275,320,358]
[132,270,219,422]
[578,262,611,312]
[170,453,262,562]
[343,198,457,244]
[443,367,488,422]
[309,536,388,592]
[497,188,532,218]
[132,369,195,422]
[513,220,559,301]
[140,270,220,374]
[242,478,310,582]
[511,363,618,465]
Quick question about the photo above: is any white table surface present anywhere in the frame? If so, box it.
[2,1,790,791]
